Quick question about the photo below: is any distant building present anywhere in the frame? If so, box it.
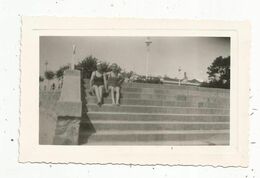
[162,72,201,86]
[182,72,188,84]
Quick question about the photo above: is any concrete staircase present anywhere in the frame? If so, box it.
[79,79,230,145]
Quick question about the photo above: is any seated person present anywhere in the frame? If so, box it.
[106,63,124,106]
[89,62,107,107]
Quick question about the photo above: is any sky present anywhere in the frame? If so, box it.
[40,36,230,81]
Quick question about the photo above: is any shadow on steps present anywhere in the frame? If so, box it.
[78,77,96,145]
[78,115,96,145]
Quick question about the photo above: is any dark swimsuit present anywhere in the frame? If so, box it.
[108,72,121,87]
[93,71,104,87]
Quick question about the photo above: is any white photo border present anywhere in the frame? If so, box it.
[19,17,250,166]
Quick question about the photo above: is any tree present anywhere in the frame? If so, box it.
[56,65,69,79]
[76,55,98,78]
[201,56,230,89]
[125,71,133,78]
[39,76,44,82]
[44,70,55,80]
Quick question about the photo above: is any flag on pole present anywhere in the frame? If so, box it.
[73,44,76,55]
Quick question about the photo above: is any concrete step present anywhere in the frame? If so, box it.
[83,83,230,97]
[123,82,228,92]
[86,94,229,104]
[81,80,230,145]
[83,79,229,94]
[86,104,230,115]
[82,139,229,145]
[121,87,229,98]
[80,120,229,131]
[127,92,228,101]
[85,112,230,122]
[79,130,229,145]
[86,97,229,108]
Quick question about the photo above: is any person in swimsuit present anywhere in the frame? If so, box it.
[89,62,107,106]
[106,63,124,106]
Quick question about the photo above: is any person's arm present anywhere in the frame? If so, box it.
[103,74,108,92]
[118,73,125,85]
[104,71,110,78]
[89,71,95,88]
[103,73,108,92]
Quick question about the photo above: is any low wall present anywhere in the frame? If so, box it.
[56,70,82,117]
[53,70,82,145]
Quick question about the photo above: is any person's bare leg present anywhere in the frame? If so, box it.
[98,86,104,104]
[115,87,120,106]
[110,86,115,105]
[88,86,94,96]
[93,85,101,104]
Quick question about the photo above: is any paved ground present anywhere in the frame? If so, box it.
[39,91,60,145]
[39,107,57,144]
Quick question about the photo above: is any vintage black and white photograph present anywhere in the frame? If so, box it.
[19,17,250,165]
[1,0,256,175]
[39,36,231,146]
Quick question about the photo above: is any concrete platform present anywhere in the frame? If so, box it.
[86,97,229,108]
[85,112,230,122]
[86,104,230,115]
[80,120,229,131]
[79,130,229,145]
[84,82,230,98]
[83,78,230,93]
[86,94,229,104]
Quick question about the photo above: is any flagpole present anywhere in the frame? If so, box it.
[145,37,152,79]
[146,47,149,78]
[72,44,76,70]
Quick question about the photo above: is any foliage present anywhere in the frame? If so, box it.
[201,56,230,89]
[76,55,98,78]
[134,75,162,84]
[200,80,227,88]
[56,65,70,79]
[76,55,125,78]
[39,76,44,82]
[44,70,55,80]
[121,70,134,79]
[163,76,179,82]
[58,54,166,86]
